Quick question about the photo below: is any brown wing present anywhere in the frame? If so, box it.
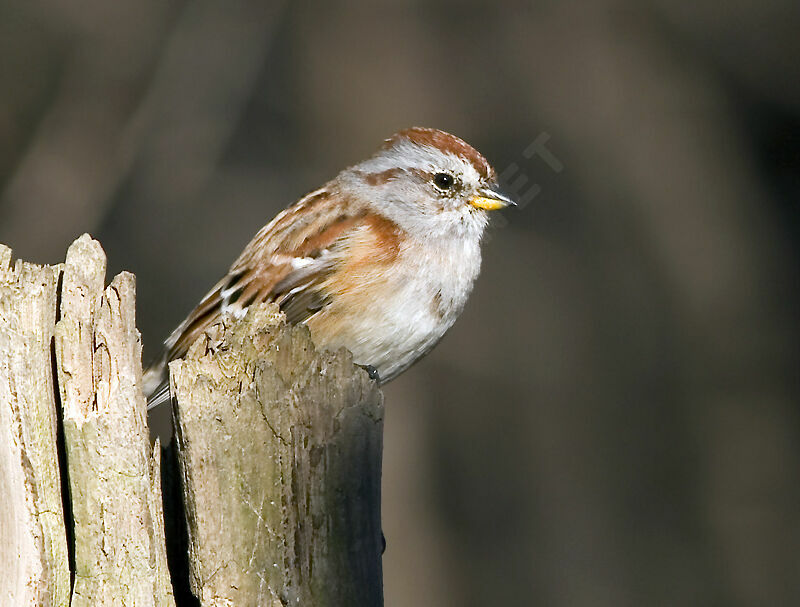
[162,186,368,363]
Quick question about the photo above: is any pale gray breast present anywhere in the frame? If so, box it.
[370,236,483,380]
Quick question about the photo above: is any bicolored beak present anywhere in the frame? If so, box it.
[469,185,517,211]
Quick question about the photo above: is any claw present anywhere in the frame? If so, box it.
[359,364,381,383]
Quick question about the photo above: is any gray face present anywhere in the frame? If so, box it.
[341,140,494,240]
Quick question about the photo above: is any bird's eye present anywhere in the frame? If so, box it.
[433,172,455,190]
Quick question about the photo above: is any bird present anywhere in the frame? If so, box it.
[144,127,514,408]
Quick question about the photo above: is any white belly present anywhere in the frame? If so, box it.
[309,238,482,382]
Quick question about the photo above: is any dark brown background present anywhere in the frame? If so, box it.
[2,1,799,604]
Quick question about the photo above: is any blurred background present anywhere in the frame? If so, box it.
[2,0,799,604]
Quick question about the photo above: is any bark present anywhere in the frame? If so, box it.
[171,304,385,606]
[0,244,70,606]
[0,235,384,606]
[53,235,174,607]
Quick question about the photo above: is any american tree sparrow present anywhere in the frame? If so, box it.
[145,127,514,406]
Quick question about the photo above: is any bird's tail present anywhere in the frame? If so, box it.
[143,357,171,410]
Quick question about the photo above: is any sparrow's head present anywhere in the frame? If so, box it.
[341,127,515,239]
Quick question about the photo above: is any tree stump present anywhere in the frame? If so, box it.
[171,304,385,606]
[0,235,385,606]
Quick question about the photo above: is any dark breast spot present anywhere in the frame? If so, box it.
[431,289,445,321]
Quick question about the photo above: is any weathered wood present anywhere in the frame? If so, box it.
[171,304,384,606]
[54,235,174,607]
[0,245,70,607]
[1,235,385,606]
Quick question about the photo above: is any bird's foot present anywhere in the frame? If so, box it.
[359,364,381,383]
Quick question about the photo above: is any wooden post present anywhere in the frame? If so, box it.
[0,245,70,606]
[54,235,175,607]
[171,304,385,606]
[0,235,384,606]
